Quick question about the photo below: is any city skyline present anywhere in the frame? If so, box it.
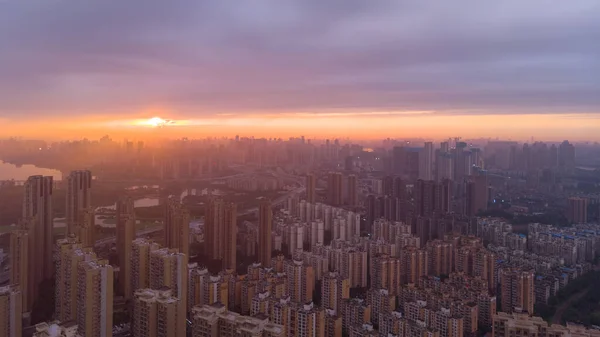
[1,1,600,140]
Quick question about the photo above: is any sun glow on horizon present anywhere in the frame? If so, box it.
[146,117,167,127]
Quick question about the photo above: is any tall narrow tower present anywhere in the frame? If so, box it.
[258,200,273,266]
[116,197,136,299]
[76,259,114,337]
[205,199,238,270]
[66,170,92,235]
[22,175,54,279]
[164,198,190,256]
[306,173,316,203]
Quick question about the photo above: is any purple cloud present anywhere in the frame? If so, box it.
[0,0,599,118]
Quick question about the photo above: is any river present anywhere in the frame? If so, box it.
[0,160,62,181]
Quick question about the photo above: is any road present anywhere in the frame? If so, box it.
[94,186,303,247]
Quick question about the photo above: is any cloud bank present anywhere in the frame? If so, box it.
[0,0,599,119]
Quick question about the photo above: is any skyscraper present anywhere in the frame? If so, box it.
[66,170,92,235]
[347,174,359,206]
[500,268,535,315]
[306,173,316,203]
[22,175,54,279]
[164,198,190,256]
[415,179,436,217]
[327,172,343,206]
[205,199,237,270]
[285,259,315,304]
[77,208,96,248]
[132,288,184,337]
[418,142,434,181]
[258,199,273,266]
[116,197,136,299]
[149,248,188,320]
[9,230,30,313]
[0,285,22,337]
[131,238,161,296]
[558,140,575,170]
[55,243,96,323]
[76,259,114,337]
[567,197,588,224]
[465,174,489,217]
[321,272,350,314]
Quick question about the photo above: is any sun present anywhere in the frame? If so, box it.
[146,117,167,127]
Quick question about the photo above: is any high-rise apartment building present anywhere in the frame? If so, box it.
[132,288,184,337]
[0,285,22,337]
[426,240,453,277]
[259,200,273,266]
[9,230,30,313]
[327,172,343,206]
[567,197,588,224]
[321,272,350,314]
[131,238,161,296]
[419,142,434,181]
[342,299,372,334]
[289,302,325,337]
[205,199,238,270]
[192,303,285,337]
[437,142,453,182]
[306,173,316,204]
[76,259,114,337]
[347,174,359,206]
[371,254,402,295]
[22,175,54,280]
[66,170,92,235]
[401,246,428,285]
[150,248,188,321]
[77,207,96,248]
[500,268,535,314]
[465,174,489,217]
[285,259,315,304]
[558,140,575,170]
[116,197,136,299]
[415,179,436,217]
[341,248,368,288]
[55,243,96,323]
[435,179,453,214]
[164,198,190,256]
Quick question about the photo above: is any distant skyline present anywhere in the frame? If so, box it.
[1,1,599,139]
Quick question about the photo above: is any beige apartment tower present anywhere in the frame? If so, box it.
[9,230,30,312]
[150,248,188,325]
[347,174,359,206]
[285,259,315,304]
[132,288,184,337]
[22,175,54,281]
[66,170,92,235]
[55,243,96,323]
[321,272,350,314]
[164,198,190,256]
[306,173,316,204]
[500,268,535,315]
[77,207,96,248]
[327,172,343,206]
[258,199,273,266]
[131,238,161,297]
[205,199,237,270]
[0,285,22,337]
[76,259,114,337]
[116,197,136,299]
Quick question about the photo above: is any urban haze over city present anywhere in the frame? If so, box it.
[1,1,600,337]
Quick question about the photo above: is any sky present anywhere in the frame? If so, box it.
[0,1,599,140]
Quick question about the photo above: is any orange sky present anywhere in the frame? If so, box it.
[2,111,599,141]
